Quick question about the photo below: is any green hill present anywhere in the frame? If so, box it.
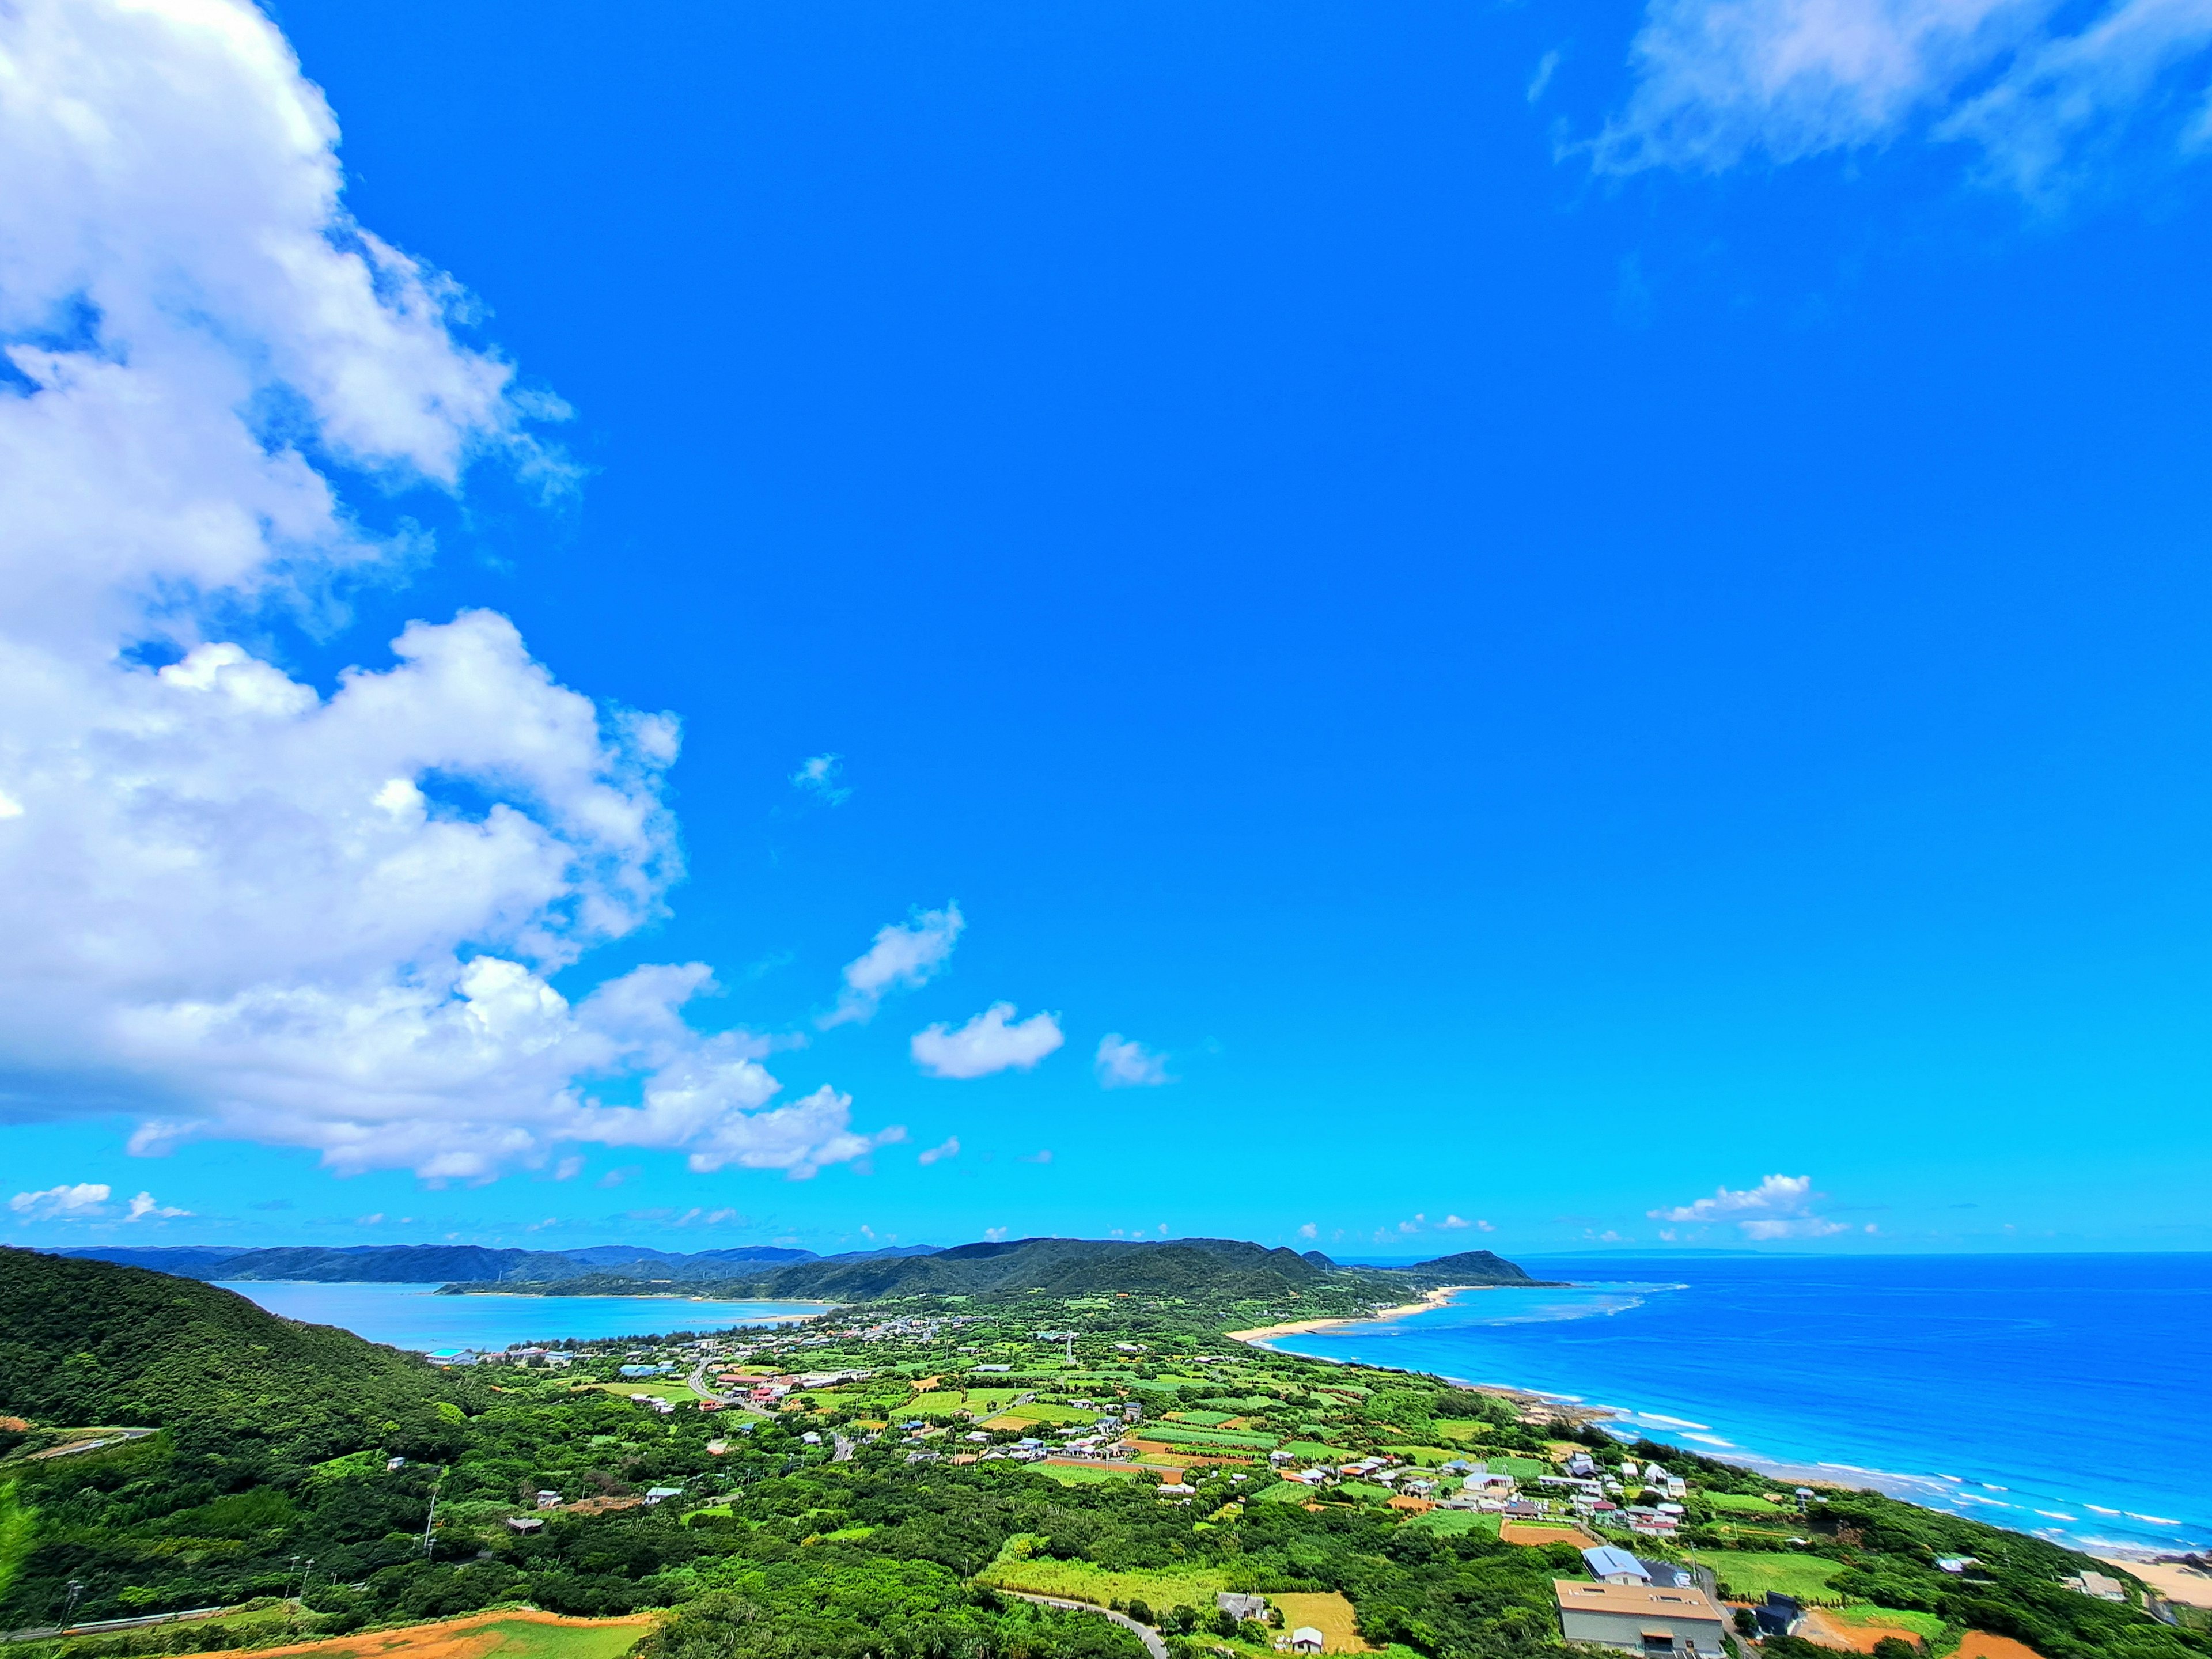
[0,1248,471,1463]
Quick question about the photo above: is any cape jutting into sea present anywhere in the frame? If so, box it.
[1262,1251,2210,1558]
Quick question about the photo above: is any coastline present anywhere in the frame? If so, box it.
[1224,1283,1475,1343]
[1252,1291,2206,1559]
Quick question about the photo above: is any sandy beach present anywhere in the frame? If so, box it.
[1224,1283,1470,1343]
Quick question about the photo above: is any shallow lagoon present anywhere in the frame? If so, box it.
[214,1279,826,1353]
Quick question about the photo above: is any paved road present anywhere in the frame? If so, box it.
[831,1433,855,1463]
[1002,1592,1167,1659]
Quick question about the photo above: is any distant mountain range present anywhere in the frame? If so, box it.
[50,1240,942,1284]
[53,1237,1549,1301]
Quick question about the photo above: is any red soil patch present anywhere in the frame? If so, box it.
[1953,1637,2044,1659]
[1499,1522,1599,1548]
[1796,1608,1926,1652]
[170,1609,656,1659]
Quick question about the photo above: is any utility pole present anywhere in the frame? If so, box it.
[62,1581,84,1628]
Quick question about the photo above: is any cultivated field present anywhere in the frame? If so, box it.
[1268,1592,1374,1653]
[172,1611,654,1659]
[1703,1550,1843,1601]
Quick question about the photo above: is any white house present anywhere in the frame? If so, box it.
[1289,1627,1325,1654]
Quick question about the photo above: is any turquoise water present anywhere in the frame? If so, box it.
[213,1279,826,1353]
[1266,1253,2212,1558]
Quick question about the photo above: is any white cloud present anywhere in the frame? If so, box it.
[1398,1213,1428,1233]
[1590,0,2212,185]
[0,0,893,1185]
[820,904,964,1027]
[9,1181,111,1219]
[1438,1214,1495,1231]
[790,753,850,805]
[983,1225,1009,1242]
[911,1002,1065,1080]
[1297,1222,1319,1240]
[1649,1173,1851,1239]
[916,1135,960,1165]
[1094,1033,1173,1088]
[125,1191,188,1221]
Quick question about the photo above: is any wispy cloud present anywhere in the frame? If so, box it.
[1438,1214,1495,1231]
[821,904,964,1027]
[916,1135,960,1165]
[1649,1173,1850,1240]
[1094,1034,1173,1088]
[911,1002,1065,1080]
[790,753,851,805]
[126,1191,189,1221]
[9,1182,112,1221]
[1587,0,2212,189]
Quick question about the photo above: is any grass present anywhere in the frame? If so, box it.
[1270,1592,1373,1653]
[979,1546,1234,1611]
[173,1611,655,1659]
[1431,1421,1491,1443]
[1280,1441,1360,1461]
[579,1381,700,1404]
[1403,1509,1502,1537]
[0,1483,36,1604]
[1033,1463,1146,1486]
[906,1388,1023,1416]
[1705,1491,1793,1514]
[1479,1456,1548,1479]
[1380,1445,1466,1467]
[1703,1551,1843,1601]
[1828,1604,1950,1642]
[1128,1424,1277,1449]
[984,1403,1097,1426]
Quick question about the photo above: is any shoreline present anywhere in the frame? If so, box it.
[1244,1287,2206,1560]
[1224,1282,1478,1343]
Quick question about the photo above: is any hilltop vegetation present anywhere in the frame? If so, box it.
[2,1247,2199,1659]
[0,1249,474,1464]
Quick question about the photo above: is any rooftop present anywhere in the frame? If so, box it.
[1552,1581,1724,1622]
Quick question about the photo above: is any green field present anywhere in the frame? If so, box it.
[1404,1508,1503,1538]
[181,1613,654,1659]
[1480,1456,1549,1479]
[1704,1551,1843,1601]
[1381,1444,1465,1466]
[981,1544,1236,1610]
[986,1402,1097,1425]
[1828,1604,1949,1643]
[583,1380,700,1404]
[906,1388,1023,1415]
[1033,1462,1147,1485]
[1130,1423,1276,1449]
[1279,1440,1359,1460]
[1706,1491,1794,1514]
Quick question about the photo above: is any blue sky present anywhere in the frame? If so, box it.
[3,0,2211,1256]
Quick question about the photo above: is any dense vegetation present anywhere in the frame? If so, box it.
[3,1247,2201,1659]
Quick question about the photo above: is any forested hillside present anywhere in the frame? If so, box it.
[0,1249,472,1464]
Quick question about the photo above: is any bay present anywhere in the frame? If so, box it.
[1264,1251,2212,1557]
[213,1279,827,1354]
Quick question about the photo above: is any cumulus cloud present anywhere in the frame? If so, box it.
[0,0,895,1184]
[790,753,850,805]
[10,1181,112,1219]
[910,1003,1065,1080]
[1589,0,2212,187]
[1649,1173,1851,1239]
[126,1191,189,1221]
[821,904,964,1027]
[916,1135,960,1165]
[1094,1034,1173,1088]
[1297,1222,1319,1240]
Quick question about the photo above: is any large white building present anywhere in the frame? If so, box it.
[1552,1580,1728,1656]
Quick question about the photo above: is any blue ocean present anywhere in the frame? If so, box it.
[1265,1252,2211,1557]
[213,1281,825,1354]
